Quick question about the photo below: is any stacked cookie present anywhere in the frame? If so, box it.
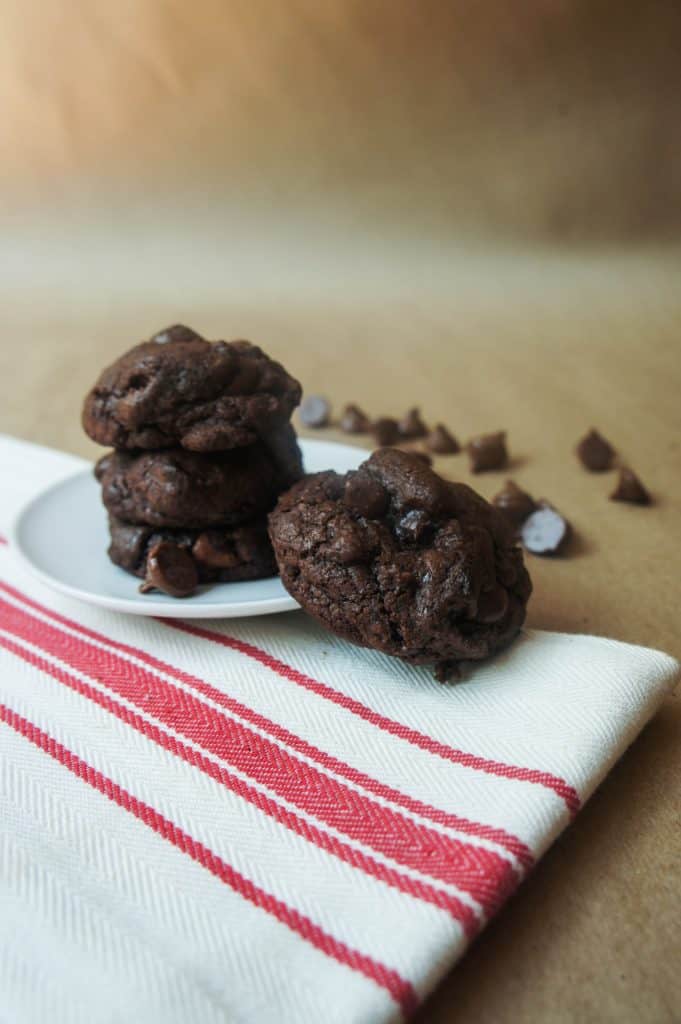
[82,324,303,596]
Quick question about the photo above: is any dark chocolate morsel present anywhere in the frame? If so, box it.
[372,418,400,447]
[467,431,508,472]
[576,429,615,472]
[610,467,651,505]
[299,395,331,428]
[394,508,432,543]
[520,504,570,556]
[492,480,536,528]
[151,324,203,345]
[340,404,371,434]
[141,541,199,597]
[192,531,242,568]
[397,408,428,439]
[343,472,389,519]
[426,424,460,454]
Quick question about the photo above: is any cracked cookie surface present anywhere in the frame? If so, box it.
[268,448,532,674]
[82,324,302,451]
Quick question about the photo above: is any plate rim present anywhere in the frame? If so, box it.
[7,437,366,619]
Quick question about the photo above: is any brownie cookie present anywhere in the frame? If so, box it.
[82,325,302,451]
[108,516,277,592]
[95,425,303,528]
[269,448,532,675]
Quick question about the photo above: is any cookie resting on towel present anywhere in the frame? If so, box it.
[82,324,302,451]
[268,448,532,676]
[95,425,303,529]
[107,516,277,593]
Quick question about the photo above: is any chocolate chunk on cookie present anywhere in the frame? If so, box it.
[108,516,277,588]
[139,542,199,597]
[95,425,302,528]
[82,325,302,451]
[269,448,532,674]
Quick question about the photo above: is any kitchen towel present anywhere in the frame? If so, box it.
[0,434,677,1024]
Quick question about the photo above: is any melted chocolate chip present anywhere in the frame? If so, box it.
[610,467,651,505]
[372,418,400,447]
[397,408,428,439]
[340,404,371,434]
[299,394,331,428]
[467,431,508,472]
[426,424,460,454]
[492,480,536,528]
[140,541,199,596]
[576,429,615,472]
[343,472,389,519]
[520,504,570,556]
[192,532,242,568]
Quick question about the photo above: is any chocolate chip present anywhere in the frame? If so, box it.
[327,520,373,564]
[372,417,400,447]
[343,472,389,519]
[576,429,615,472]
[520,504,570,556]
[299,394,331,428]
[426,424,460,454]
[397,407,427,439]
[610,467,651,505]
[395,508,432,543]
[151,324,202,345]
[192,531,242,568]
[140,541,199,596]
[340,404,371,434]
[492,480,536,528]
[467,431,508,472]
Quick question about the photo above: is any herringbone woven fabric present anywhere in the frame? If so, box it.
[0,435,677,1024]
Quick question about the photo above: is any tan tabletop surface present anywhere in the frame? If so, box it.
[1,237,679,1022]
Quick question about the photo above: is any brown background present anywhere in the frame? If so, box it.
[1,1,680,1020]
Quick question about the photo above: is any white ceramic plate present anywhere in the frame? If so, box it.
[10,438,366,618]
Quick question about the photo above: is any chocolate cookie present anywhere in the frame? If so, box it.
[107,516,277,591]
[95,425,303,528]
[269,448,532,675]
[82,325,302,451]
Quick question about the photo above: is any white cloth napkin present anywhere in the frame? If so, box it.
[0,434,677,1024]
